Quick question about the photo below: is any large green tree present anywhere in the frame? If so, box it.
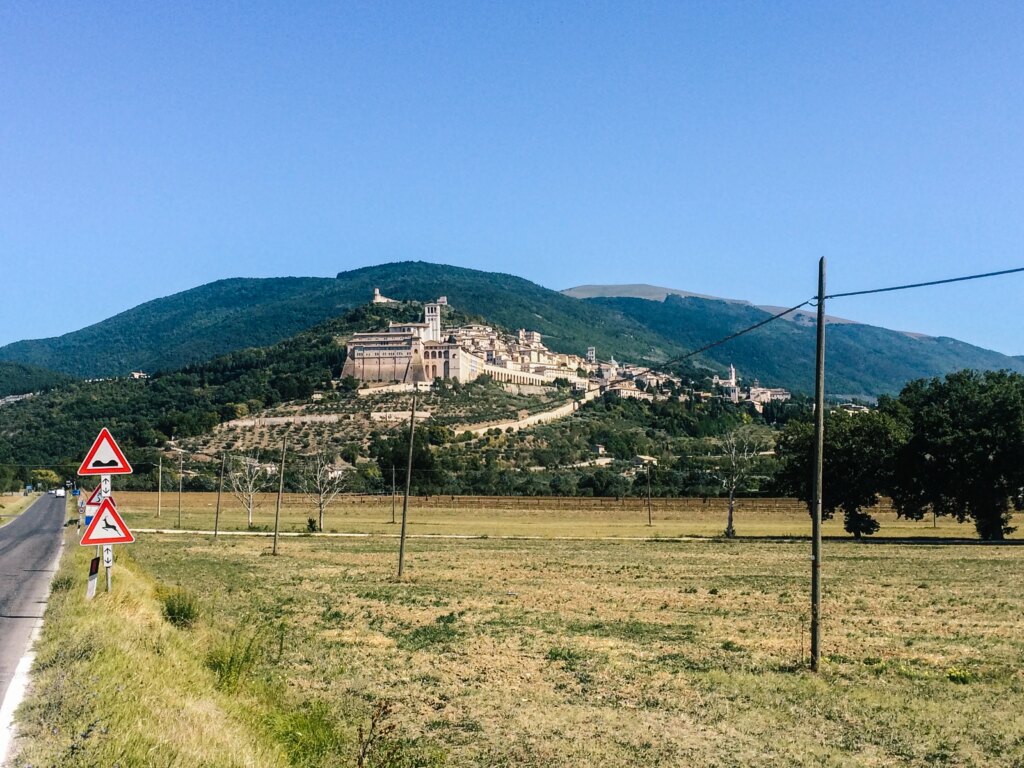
[886,370,1024,541]
[774,409,907,537]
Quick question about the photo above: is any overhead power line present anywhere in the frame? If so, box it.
[661,264,1024,369]
[662,300,814,367]
[824,266,1024,300]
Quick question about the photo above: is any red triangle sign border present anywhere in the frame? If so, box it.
[78,427,133,476]
[85,486,116,508]
[80,498,135,546]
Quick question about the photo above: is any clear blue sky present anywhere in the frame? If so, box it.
[3,1,1023,354]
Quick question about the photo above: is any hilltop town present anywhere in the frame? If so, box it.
[342,289,792,412]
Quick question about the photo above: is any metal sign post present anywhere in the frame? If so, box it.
[103,545,114,592]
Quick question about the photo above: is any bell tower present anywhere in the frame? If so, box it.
[424,302,441,342]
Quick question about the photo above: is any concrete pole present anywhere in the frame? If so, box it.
[272,438,287,556]
[177,450,183,529]
[157,454,162,519]
[397,387,418,579]
[811,257,826,672]
[214,452,226,538]
[646,464,653,526]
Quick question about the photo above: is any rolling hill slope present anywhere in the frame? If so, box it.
[0,277,352,378]
[588,294,1024,395]
[0,264,679,378]
[1,262,1021,396]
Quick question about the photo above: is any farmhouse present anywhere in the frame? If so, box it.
[341,293,591,387]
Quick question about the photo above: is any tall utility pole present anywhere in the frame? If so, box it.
[810,257,826,672]
[177,450,184,529]
[157,454,162,519]
[214,452,226,538]
[397,386,418,579]
[272,438,287,556]
[391,466,396,524]
[646,464,653,526]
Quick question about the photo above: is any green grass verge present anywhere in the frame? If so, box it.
[11,531,446,767]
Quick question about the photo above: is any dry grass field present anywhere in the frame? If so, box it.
[12,497,1024,767]
[0,492,37,526]
[112,491,1000,540]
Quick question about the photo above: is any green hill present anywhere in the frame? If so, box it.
[0,277,353,378]
[589,295,1024,395]
[1,261,1021,396]
[0,264,678,378]
[0,362,74,398]
[0,303,426,476]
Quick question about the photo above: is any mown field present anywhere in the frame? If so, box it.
[111,491,995,540]
[11,498,1024,767]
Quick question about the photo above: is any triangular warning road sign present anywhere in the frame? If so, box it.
[78,428,133,476]
[85,486,116,508]
[80,498,134,545]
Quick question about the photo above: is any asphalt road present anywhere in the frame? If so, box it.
[0,494,65,707]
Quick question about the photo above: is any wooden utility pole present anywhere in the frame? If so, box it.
[272,438,287,556]
[391,466,396,524]
[157,454,162,519]
[646,464,653,526]
[397,387,418,579]
[177,450,183,529]
[811,257,826,672]
[214,452,226,538]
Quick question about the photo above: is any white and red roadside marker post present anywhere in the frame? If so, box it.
[77,428,134,593]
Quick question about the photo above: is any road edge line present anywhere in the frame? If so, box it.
[0,520,65,767]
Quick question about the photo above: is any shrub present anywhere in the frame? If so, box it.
[946,666,976,684]
[206,628,264,691]
[160,587,201,628]
[50,573,75,592]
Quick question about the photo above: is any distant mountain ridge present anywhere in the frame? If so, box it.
[587,294,1024,395]
[564,283,860,328]
[0,262,1021,396]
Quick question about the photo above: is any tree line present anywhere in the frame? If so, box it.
[774,369,1024,541]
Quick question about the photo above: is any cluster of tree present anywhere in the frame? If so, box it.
[361,391,776,498]
[774,370,1024,541]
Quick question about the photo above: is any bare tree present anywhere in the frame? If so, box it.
[715,427,772,538]
[229,452,271,527]
[301,450,348,532]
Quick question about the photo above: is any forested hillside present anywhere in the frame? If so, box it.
[0,277,352,377]
[0,362,74,397]
[590,295,1024,395]
[0,303,423,487]
[1,261,1021,396]
[0,264,681,379]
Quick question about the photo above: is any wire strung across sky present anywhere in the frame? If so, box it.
[660,264,1024,369]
